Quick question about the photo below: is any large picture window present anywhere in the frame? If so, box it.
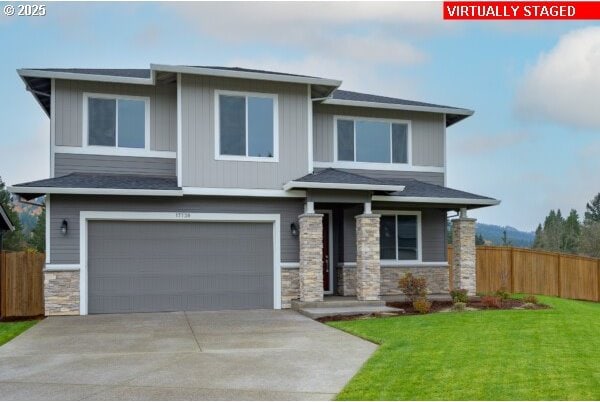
[217,92,277,161]
[86,95,148,149]
[378,212,421,261]
[336,118,409,164]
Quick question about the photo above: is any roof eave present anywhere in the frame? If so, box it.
[322,98,474,119]
[151,64,342,88]
[0,206,15,232]
[372,195,500,207]
[283,181,405,192]
[8,186,183,197]
[17,69,155,86]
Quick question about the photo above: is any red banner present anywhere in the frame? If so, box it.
[443,1,600,19]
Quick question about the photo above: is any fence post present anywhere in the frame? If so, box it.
[510,247,515,293]
[557,253,562,298]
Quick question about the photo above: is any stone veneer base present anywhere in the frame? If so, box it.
[44,270,80,316]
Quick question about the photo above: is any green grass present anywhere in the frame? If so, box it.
[329,296,600,400]
[0,320,37,347]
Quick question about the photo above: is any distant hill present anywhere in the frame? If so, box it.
[10,195,44,234]
[476,223,535,247]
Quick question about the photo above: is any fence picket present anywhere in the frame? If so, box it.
[0,251,45,319]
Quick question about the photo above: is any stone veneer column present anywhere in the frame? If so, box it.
[355,214,381,301]
[299,213,324,302]
[452,209,477,295]
[44,270,80,315]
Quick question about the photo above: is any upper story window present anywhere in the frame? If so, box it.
[84,93,149,150]
[335,117,410,165]
[378,211,422,262]
[215,90,278,162]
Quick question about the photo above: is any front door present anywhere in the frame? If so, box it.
[322,212,331,293]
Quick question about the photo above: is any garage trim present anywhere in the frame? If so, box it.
[79,211,281,315]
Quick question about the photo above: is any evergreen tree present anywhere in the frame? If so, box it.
[542,209,564,251]
[562,209,581,253]
[533,224,544,249]
[584,193,600,224]
[30,204,45,252]
[0,177,26,251]
[501,229,512,246]
[475,233,485,245]
[579,222,600,257]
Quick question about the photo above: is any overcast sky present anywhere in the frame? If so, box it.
[1,2,599,231]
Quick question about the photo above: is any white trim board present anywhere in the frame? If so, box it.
[177,73,183,187]
[307,84,314,174]
[183,187,306,198]
[338,261,449,268]
[44,195,50,263]
[283,181,405,192]
[78,211,282,315]
[373,195,500,206]
[44,264,81,272]
[54,147,175,159]
[323,98,474,117]
[313,161,445,173]
[17,69,154,86]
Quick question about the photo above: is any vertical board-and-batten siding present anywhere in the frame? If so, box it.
[54,153,176,177]
[49,195,303,265]
[54,79,176,151]
[342,205,447,263]
[312,104,445,168]
[180,74,309,189]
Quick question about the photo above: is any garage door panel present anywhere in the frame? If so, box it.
[88,221,274,314]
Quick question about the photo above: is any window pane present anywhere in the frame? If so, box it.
[337,120,354,161]
[88,98,116,146]
[380,215,396,259]
[220,95,246,156]
[392,123,408,163]
[397,215,418,260]
[248,97,274,157]
[117,100,145,148]
[355,120,390,163]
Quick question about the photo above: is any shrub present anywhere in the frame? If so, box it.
[495,289,510,300]
[450,289,469,303]
[522,302,537,309]
[452,302,467,311]
[522,295,538,304]
[481,295,502,308]
[398,273,428,303]
[413,297,432,314]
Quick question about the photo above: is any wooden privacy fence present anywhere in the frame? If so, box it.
[448,246,600,302]
[0,252,45,318]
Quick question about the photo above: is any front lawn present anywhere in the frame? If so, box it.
[0,320,37,347]
[330,296,600,400]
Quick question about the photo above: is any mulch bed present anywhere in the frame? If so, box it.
[316,298,550,322]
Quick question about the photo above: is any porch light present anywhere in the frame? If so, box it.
[60,219,68,236]
[290,222,299,237]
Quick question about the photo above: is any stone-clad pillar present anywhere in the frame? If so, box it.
[356,213,381,301]
[452,209,477,295]
[299,213,324,302]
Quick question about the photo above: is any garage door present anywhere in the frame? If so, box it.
[87,220,274,314]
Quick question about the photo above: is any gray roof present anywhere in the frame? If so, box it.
[13,173,179,191]
[0,204,15,232]
[291,168,498,206]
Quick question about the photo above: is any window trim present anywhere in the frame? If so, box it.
[333,115,412,168]
[82,92,151,155]
[214,89,279,163]
[374,210,422,263]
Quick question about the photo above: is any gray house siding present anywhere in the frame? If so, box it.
[313,103,445,168]
[180,74,309,189]
[54,79,177,151]
[54,153,176,177]
[342,205,447,263]
[49,195,303,264]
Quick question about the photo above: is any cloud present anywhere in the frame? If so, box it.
[515,26,600,130]
[0,123,49,186]
[453,131,532,155]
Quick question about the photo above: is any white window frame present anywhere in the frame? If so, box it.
[214,89,279,163]
[333,115,412,169]
[375,210,422,264]
[82,92,151,156]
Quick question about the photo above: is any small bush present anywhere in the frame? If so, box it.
[522,295,538,304]
[522,302,537,309]
[495,289,510,300]
[413,297,432,314]
[398,273,428,303]
[450,289,469,303]
[452,302,467,311]
[481,295,502,308]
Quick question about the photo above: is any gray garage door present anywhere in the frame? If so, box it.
[87,220,274,314]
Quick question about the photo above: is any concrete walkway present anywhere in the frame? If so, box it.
[0,310,376,400]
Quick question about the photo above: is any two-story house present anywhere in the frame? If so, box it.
[11,65,498,315]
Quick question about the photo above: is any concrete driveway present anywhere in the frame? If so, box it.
[0,310,376,400]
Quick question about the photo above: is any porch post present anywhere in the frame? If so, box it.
[355,204,381,301]
[299,212,324,302]
[452,208,477,295]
